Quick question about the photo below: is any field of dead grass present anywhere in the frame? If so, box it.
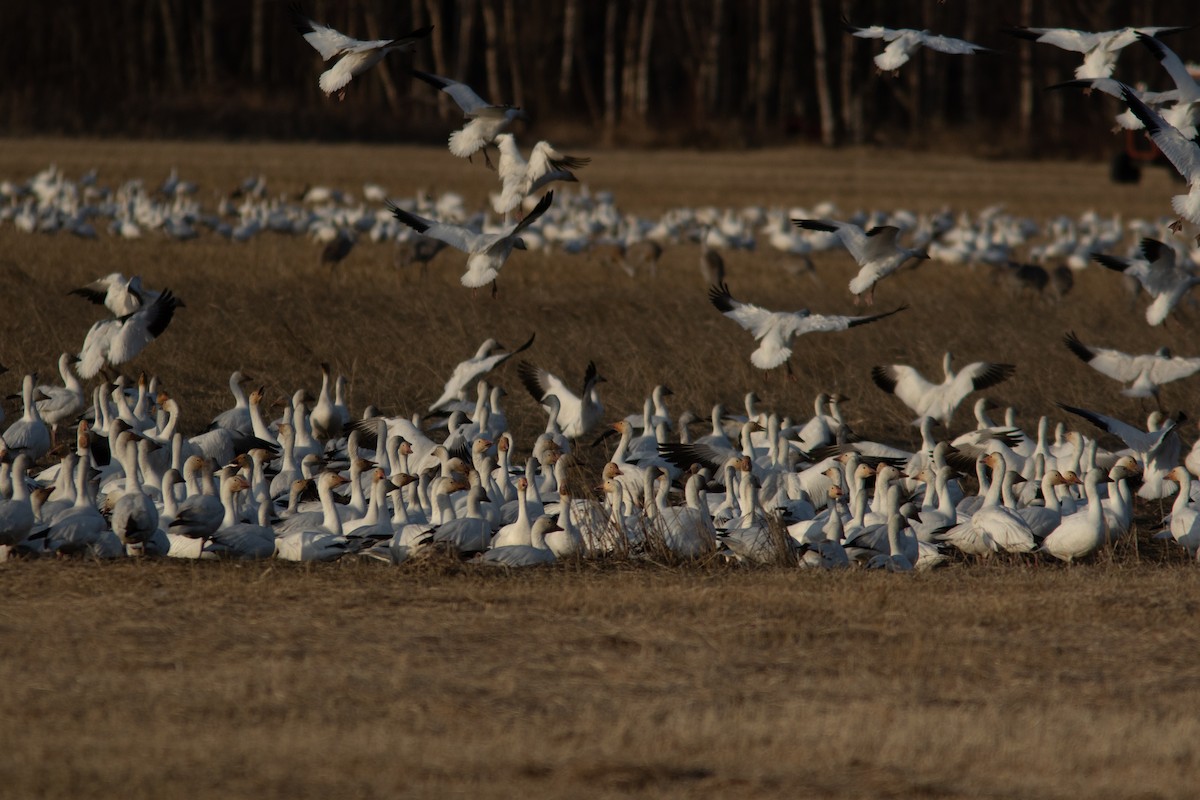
[1,138,1199,797]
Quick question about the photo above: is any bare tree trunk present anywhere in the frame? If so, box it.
[811,0,836,146]
[559,0,579,97]
[502,0,524,106]
[621,0,642,120]
[635,0,657,121]
[201,0,217,87]
[1018,0,1034,146]
[705,0,725,114]
[603,0,620,143]
[838,0,862,143]
[960,0,979,124]
[481,0,504,104]
[455,0,476,76]
[776,2,797,132]
[250,0,265,84]
[122,0,141,92]
[158,0,185,92]
[423,0,450,116]
[363,5,402,113]
[754,0,774,134]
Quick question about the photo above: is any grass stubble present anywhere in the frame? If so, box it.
[1,139,1199,798]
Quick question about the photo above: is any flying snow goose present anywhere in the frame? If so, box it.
[516,359,605,439]
[844,19,996,73]
[1093,237,1200,326]
[493,134,590,216]
[871,352,1016,428]
[290,5,432,100]
[427,334,535,413]
[69,272,160,317]
[77,289,183,380]
[387,191,554,295]
[1002,25,1191,80]
[709,282,905,377]
[1056,402,1181,499]
[793,218,929,304]
[410,68,528,166]
[1064,331,1200,401]
[1119,82,1200,243]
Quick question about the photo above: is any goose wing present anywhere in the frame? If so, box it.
[410,69,492,114]
[386,202,482,253]
[1001,27,1100,53]
[108,289,183,366]
[918,32,994,56]
[1121,83,1200,181]
[708,282,777,339]
[871,365,937,412]
[517,361,581,406]
[290,7,361,61]
[1137,33,1200,100]
[791,304,908,336]
[1063,332,1144,382]
[951,361,1016,398]
[1148,354,1200,384]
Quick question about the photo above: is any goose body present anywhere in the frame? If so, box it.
[872,353,1016,428]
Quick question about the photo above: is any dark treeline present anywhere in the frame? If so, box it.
[5,0,1198,154]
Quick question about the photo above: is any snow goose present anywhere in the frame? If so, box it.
[493,134,590,216]
[69,272,160,317]
[865,515,915,572]
[208,370,255,436]
[845,19,996,74]
[290,5,432,100]
[871,352,1016,428]
[793,218,929,304]
[1064,331,1200,402]
[410,68,528,167]
[110,430,159,551]
[0,454,35,548]
[517,359,605,440]
[1119,83,1200,243]
[709,282,905,377]
[480,515,558,568]
[938,453,1036,556]
[427,334,535,413]
[1002,25,1191,81]
[310,362,343,442]
[3,374,51,462]
[77,289,183,380]
[387,191,554,295]
[1039,468,1110,563]
[1160,467,1200,555]
[33,354,85,446]
[1093,238,1200,326]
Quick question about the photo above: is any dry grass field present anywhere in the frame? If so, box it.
[2,138,1200,797]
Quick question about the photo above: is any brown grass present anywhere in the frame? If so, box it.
[1,139,1199,797]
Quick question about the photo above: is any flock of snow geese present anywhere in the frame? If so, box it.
[4,12,1200,569]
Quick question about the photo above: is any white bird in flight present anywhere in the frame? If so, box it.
[77,289,184,379]
[871,353,1016,427]
[290,5,432,100]
[410,69,527,168]
[386,191,554,295]
[1093,237,1200,326]
[1119,82,1200,243]
[1002,24,1191,80]
[1064,332,1200,403]
[844,18,995,73]
[493,134,590,216]
[708,282,906,377]
[793,218,929,305]
[427,334,535,413]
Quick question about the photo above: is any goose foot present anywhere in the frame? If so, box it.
[1169,218,1183,234]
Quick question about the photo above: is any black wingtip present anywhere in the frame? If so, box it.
[708,282,735,313]
[1092,252,1128,272]
[516,360,545,402]
[386,201,430,234]
[793,218,839,233]
[1140,238,1166,263]
[1062,331,1093,363]
[1000,26,1041,41]
[870,366,897,395]
[288,2,315,35]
